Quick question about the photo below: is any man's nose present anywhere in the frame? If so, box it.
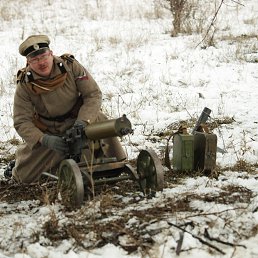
[38,58,46,64]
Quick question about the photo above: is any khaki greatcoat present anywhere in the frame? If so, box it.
[12,55,126,183]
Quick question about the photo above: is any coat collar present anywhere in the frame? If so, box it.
[25,56,71,82]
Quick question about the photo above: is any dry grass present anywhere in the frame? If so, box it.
[0,157,257,255]
[227,159,257,173]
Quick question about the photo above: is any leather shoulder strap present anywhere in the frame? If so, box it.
[60,53,75,63]
[16,68,26,84]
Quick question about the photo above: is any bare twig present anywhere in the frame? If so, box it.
[196,0,245,48]
[184,206,246,219]
[196,0,224,48]
[227,0,245,7]
[176,231,184,255]
[204,228,246,248]
[230,247,237,258]
[167,221,225,254]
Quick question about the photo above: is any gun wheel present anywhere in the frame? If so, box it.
[124,163,139,181]
[58,159,84,208]
[137,149,164,195]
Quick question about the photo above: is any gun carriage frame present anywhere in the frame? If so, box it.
[51,115,164,207]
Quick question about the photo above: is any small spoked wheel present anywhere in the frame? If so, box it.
[136,149,164,195]
[58,159,84,207]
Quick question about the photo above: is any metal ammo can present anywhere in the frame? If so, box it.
[172,132,194,172]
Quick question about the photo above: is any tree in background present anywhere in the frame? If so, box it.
[166,0,244,46]
[165,0,208,37]
[168,0,187,36]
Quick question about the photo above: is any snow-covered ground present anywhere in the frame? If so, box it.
[0,0,258,257]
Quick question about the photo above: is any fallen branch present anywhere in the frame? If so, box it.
[204,228,246,248]
[167,221,225,255]
[184,207,246,219]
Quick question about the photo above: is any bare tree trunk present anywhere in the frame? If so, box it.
[172,8,182,36]
[169,0,187,36]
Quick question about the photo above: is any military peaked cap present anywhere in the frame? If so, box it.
[19,35,50,57]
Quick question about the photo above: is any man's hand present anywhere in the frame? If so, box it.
[41,134,69,154]
[74,120,87,128]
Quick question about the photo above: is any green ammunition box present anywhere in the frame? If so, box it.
[172,134,194,172]
[194,132,217,173]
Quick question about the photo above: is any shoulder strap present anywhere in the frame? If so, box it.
[16,68,26,84]
[60,53,75,63]
[16,65,35,83]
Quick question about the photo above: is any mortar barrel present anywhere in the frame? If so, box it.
[192,107,211,134]
[85,115,132,140]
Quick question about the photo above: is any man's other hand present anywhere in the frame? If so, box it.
[74,120,86,128]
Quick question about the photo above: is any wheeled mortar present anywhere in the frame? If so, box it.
[54,115,164,207]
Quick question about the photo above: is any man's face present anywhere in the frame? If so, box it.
[27,50,54,77]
